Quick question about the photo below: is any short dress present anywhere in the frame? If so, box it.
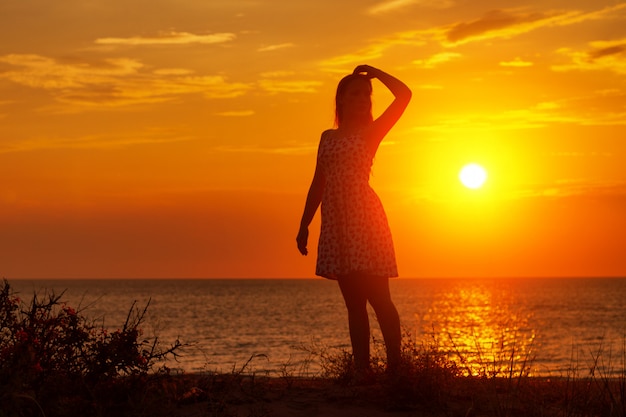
[315,130,398,280]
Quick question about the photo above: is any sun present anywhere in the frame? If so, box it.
[459,163,488,189]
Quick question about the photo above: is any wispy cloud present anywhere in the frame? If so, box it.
[590,45,626,60]
[0,54,251,108]
[553,38,626,75]
[258,79,322,94]
[368,0,418,14]
[500,57,534,67]
[319,48,388,71]
[319,30,429,71]
[152,68,195,76]
[215,144,317,156]
[0,129,196,154]
[260,70,296,78]
[95,31,236,46]
[368,0,453,14]
[415,93,626,133]
[257,43,294,52]
[0,55,142,89]
[214,110,255,117]
[441,4,626,46]
[511,179,626,201]
[443,9,566,46]
[332,2,626,70]
[413,52,462,68]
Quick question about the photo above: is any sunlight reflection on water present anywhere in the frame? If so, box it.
[397,278,626,378]
[411,280,537,376]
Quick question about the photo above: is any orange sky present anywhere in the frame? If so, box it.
[1,0,625,279]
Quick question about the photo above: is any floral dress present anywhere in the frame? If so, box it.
[315,130,398,280]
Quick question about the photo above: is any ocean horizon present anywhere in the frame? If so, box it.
[8,277,626,377]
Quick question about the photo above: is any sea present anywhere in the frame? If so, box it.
[7,277,626,378]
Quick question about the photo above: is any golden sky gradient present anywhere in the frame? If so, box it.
[1,0,625,278]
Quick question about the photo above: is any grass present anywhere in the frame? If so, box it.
[2,279,626,417]
[156,331,626,417]
[179,334,626,417]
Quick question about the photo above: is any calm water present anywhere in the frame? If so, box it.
[8,278,626,377]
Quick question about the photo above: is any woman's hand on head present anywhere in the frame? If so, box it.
[353,65,378,79]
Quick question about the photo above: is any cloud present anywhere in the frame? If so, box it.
[257,43,295,52]
[554,40,626,75]
[500,57,534,67]
[214,110,255,117]
[319,31,429,71]
[585,38,626,70]
[415,94,626,133]
[368,0,418,14]
[368,0,453,14]
[443,9,574,46]
[0,129,196,154]
[215,144,317,156]
[0,55,143,89]
[95,31,236,46]
[535,101,559,110]
[0,54,251,108]
[590,38,626,50]
[590,45,626,60]
[153,68,195,76]
[319,49,387,71]
[422,3,626,47]
[512,179,626,201]
[414,52,462,68]
[258,79,322,94]
[260,70,296,78]
[320,4,625,73]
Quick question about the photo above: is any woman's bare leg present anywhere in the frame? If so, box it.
[366,276,401,370]
[338,274,371,371]
[338,274,401,371]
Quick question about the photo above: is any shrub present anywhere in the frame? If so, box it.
[0,279,183,417]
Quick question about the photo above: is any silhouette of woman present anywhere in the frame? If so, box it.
[296,65,411,376]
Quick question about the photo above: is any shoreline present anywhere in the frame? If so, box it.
[4,278,626,416]
[163,371,626,417]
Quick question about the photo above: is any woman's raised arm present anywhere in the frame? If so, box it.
[354,65,412,147]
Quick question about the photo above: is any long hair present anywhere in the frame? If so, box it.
[334,73,373,128]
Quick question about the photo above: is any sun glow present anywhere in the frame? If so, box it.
[459,163,488,189]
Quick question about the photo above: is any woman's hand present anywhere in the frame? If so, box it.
[353,64,379,79]
[351,65,411,148]
[296,226,309,255]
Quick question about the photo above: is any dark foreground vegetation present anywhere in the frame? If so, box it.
[1,279,626,417]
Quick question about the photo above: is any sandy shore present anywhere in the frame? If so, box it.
[180,379,414,417]
[168,371,625,417]
[176,375,432,417]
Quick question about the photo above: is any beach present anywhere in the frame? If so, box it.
[175,375,423,417]
[120,371,626,417]
[3,277,626,416]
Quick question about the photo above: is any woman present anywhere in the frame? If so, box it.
[296,65,411,376]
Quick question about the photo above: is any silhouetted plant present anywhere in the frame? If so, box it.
[0,279,183,417]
